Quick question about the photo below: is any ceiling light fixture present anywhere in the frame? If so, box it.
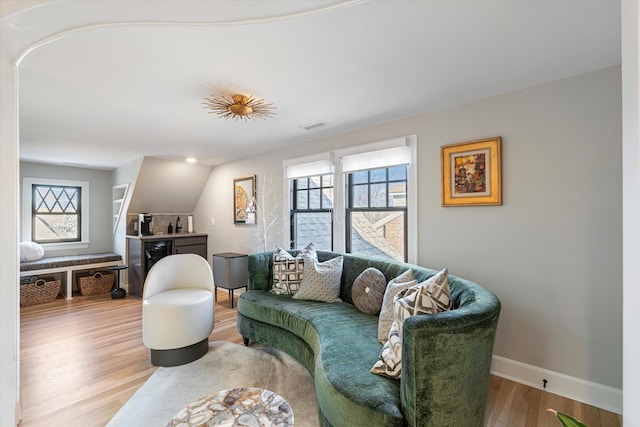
[203,94,276,121]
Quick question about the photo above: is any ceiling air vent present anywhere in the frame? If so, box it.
[300,121,327,131]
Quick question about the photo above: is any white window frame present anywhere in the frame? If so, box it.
[282,135,417,263]
[22,177,90,251]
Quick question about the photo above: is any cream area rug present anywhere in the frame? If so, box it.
[107,341,319,426]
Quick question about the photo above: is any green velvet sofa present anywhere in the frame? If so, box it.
[236,250,501,427]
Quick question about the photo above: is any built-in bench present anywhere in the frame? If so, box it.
[20,252,123,300]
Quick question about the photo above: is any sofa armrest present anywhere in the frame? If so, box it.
[400,285,501,427]
[248,252,274,291]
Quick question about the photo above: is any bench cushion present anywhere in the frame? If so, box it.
[20,252,122,271]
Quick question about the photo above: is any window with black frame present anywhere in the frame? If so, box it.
[31,184,82,243]
[346,165,407,262]
[290,174,333,251]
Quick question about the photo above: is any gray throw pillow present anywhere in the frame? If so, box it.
[352,267,387,315]
[292,254,343,303]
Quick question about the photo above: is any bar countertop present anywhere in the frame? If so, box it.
[126,232,208,240]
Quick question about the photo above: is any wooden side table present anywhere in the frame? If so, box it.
[212,253,248,308]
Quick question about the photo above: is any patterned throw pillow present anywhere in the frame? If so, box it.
[371,268,451,378]
[292,254,343,303]
[270,243,316,295]
[352,267,387,315]
[377,269,418,343]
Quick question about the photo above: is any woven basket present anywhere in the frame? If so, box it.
[20,277,61,306]
[77,270,114,296]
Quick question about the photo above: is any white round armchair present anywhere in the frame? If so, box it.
[142,254,214,366]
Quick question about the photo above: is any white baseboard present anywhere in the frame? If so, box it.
[491,355,622,415]
[16,398,22,425]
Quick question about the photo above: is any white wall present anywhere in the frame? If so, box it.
[127,157,213,214]
[622,0,640,424]
[195,66,623,410]
[0,54,20,427]
[112,157,143,288]
[193,153,288,257]
[20,161,114,256]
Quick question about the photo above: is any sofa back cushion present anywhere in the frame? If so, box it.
[247,250,475,310]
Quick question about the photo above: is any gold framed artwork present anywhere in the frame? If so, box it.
[441,137,502,206]
[233,175,256,224]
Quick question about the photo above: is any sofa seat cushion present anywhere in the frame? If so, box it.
[238,290,404,426]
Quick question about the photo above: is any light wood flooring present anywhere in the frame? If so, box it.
[19,291,622,427]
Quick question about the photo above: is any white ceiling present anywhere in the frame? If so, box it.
[2,0,621,170]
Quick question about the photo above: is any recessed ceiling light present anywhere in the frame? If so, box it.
[185,157,197,163]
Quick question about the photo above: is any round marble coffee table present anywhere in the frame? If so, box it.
[169,387,294,426]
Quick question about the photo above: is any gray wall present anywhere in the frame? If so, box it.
[127,157,213,214]
[195,66,622,390]
[20,161,113,256]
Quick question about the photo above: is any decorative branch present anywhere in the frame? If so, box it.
[251,171,281,252]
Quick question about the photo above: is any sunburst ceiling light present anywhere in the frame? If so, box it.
[203,94,276,121]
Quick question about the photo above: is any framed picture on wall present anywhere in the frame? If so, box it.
[233,175,256,224]
[441,137,502,206]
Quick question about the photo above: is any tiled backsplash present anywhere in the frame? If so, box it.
[126,213,195,236]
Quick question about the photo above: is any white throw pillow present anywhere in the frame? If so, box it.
[292,254,343,303]
[371,268,451,378]
[377,269,418,343]
[20,241,45,262]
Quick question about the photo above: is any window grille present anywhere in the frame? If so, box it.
[32,184,82,243]
[346,166,407,262]
[290,175,333,251]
